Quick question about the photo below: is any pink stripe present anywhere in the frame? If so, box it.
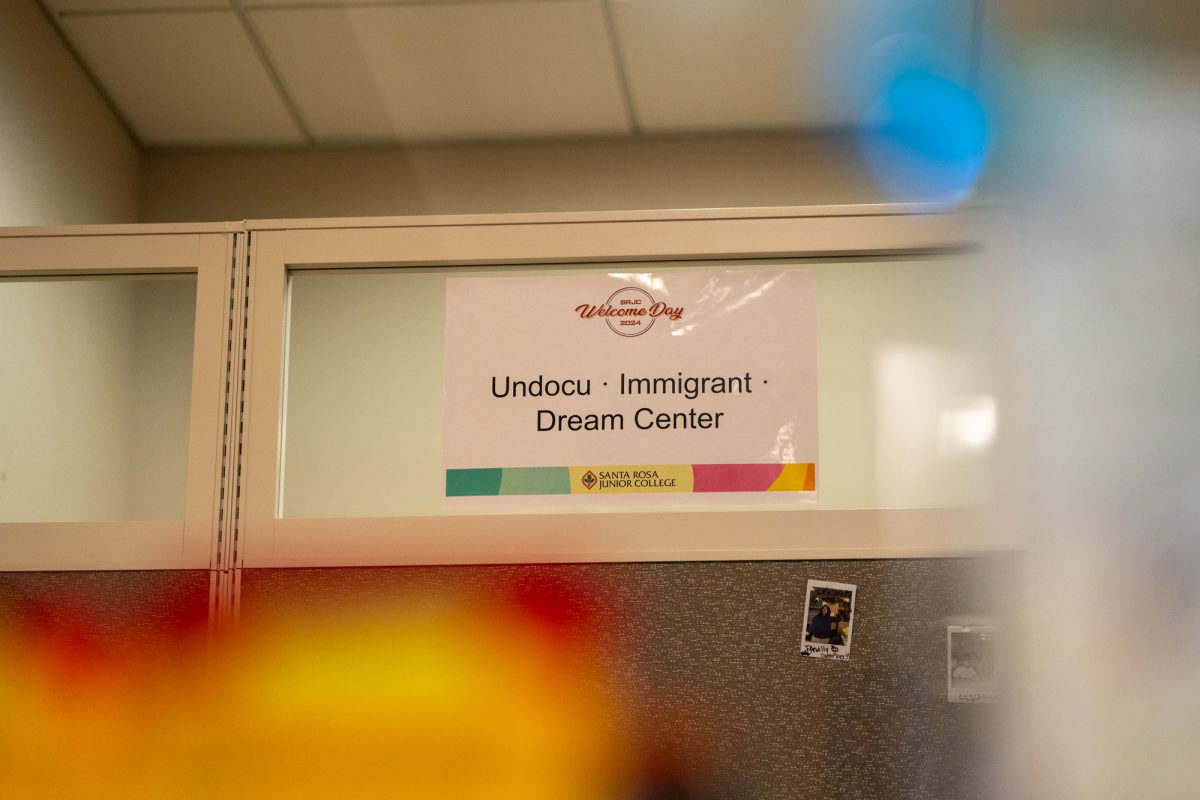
[692,464,784,492]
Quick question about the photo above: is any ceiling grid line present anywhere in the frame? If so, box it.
[52,0,589,12]
[39,0,981,148]
[57,7,230,18]
[230,0,316,145]
[243,0,585,9]
[599,0,640,135]
[34,0,145,149]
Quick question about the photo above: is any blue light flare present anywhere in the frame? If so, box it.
[859,70,991,205]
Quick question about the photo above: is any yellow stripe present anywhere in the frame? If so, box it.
[767,463,813,492]
[569,465,694,494]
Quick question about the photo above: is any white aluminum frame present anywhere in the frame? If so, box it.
[0,224,237,570]
[240,205,1004,568]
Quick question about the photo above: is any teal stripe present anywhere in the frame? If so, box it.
[498,467,570,496]
[446,468,503,497]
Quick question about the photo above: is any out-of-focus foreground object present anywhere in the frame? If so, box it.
[993,2,1200,797]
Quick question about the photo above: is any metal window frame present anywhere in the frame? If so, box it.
[238,205,1002,569]
[0,224,237,570]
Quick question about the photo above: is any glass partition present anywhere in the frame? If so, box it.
[280,255,992,518]
[0,275,197,523]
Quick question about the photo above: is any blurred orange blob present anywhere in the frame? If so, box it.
[220,599,631,799]
[0,578,633,799]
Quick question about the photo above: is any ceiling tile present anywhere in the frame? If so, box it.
[243,0,360,6]
[61,11,304,146]
[612,0,975,132]
[241,0,581,6]
[44,0,230,12]
[242,0,340,6]
[242,0,381,6]
[248,9,396,143]
[336,1,631,141]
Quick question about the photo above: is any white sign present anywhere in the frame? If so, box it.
[443,270,817,505]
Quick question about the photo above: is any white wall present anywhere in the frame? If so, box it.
[140,132,886,222]
[0,0,138,226]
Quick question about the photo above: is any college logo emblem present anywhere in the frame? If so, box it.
[574,286,684,337]
[581,470,598,490]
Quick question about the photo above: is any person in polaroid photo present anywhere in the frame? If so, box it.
[807,603,837,643]
[831,605,850,647]
[801,579,857,660]
[952,659,979,681]
[947,625,998,702]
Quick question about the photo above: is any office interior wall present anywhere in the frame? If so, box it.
[0,12,1003,788]
[139,132,886,222]
[0,0,138,226]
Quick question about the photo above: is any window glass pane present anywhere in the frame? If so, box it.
[0,275,197,522]
[281,257,992,518]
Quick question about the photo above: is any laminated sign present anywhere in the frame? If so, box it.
[443,270,817,507]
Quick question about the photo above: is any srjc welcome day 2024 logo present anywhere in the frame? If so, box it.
[574,287,683,337]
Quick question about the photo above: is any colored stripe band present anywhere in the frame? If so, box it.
[446,464,815,497]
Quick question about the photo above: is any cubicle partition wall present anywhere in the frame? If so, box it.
[0,224,235,571]
[0,208,1010,799]
[240,206,998,570]
[1,207,1001,573]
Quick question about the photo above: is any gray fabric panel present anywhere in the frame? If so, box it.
[242,558,1011,800]
[0,569,210,645]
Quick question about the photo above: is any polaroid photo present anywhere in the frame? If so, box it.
[947,625,998,703]
[801,579,856,661]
